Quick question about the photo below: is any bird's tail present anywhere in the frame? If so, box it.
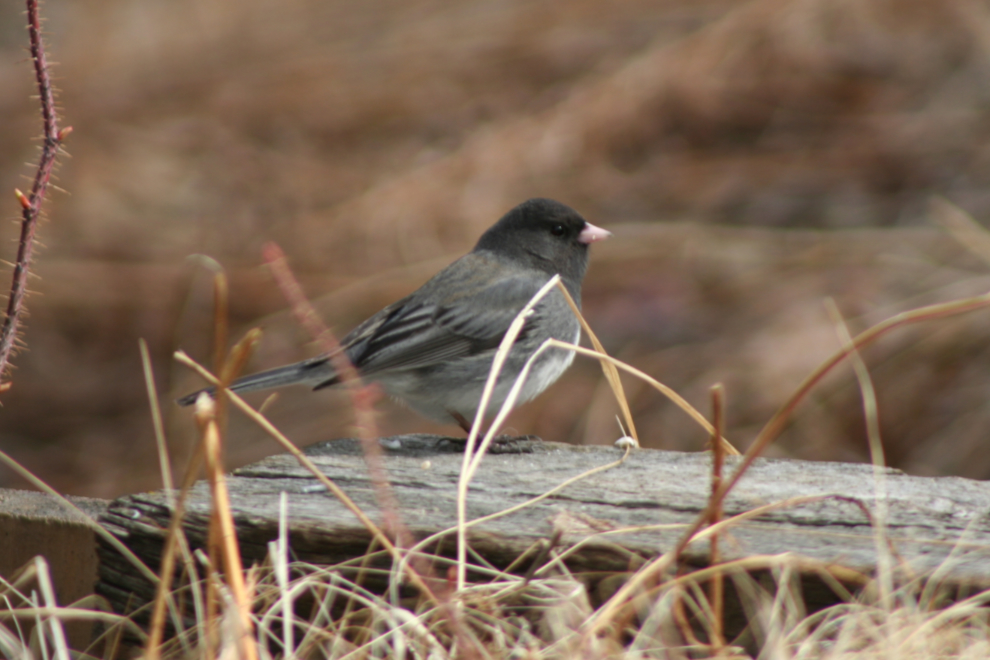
[176,358,335,407]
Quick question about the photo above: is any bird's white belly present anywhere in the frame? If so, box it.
[479,326,580,419]
[382,328,580,425]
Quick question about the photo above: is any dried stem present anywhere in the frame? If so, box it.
[198,395,258,660]
[708,383,726,652]
[258,244,482,649]
[0,0,72,390]
[261,243,409,548]
[589,286,990,636]
[173,350,441,608]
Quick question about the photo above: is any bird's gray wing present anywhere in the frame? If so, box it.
[314,274,545,387]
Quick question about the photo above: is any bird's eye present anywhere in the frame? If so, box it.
[550,224,566,237]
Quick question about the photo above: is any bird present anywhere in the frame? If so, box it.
[178,198,610,432]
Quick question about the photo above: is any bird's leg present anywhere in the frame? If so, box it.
[450,411,473,434]
[447,410,540,454]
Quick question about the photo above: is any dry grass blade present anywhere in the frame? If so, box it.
[456,274,562,592]
[172,350,439,606]
[0,564,151,659]
[263,243,411,547]
[34,557,70,660]
[586,287,990,640]
[274,492,294,659]
[554,280,639,444]
[637,289,990,625]
[741,288,990,484]
[140,338,174,494]
[587,493,873,638]
[395,442,632,590]
[826,298,894,612]
[211,262,229,381]
[196,395,258,660]
[461,274,562,459]
[931,196,990,267]
[261,244,469,645]
[206,257,232,451]
[143,434,205,660]
[146,323,262,658]
[0,447,158,587]
[0,606,145,631]
[660,553,869,595]
[708,383,726,652]
[543,339,739,454]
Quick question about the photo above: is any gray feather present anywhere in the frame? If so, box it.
[177,358,334,406]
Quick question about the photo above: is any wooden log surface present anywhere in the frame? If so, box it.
[0,489,108,651]
[97,436,990,618]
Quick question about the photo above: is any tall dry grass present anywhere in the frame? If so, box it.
[5,257,990,658]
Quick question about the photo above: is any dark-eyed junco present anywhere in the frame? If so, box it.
[179,198,610,431]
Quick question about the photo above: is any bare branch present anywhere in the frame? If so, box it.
[0,0,71,390]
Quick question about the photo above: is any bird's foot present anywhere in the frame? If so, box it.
[485,434,542,454]
[375,433,543,454]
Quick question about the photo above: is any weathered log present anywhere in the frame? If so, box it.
[96,436,990,622]
[0,489,108,650]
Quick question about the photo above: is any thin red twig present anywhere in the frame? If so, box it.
[261,243,409,542]
[262,244,482,654]
[708,383,726,652]
[0,0,71,390]
[665,293,990,578]
[591,288,990,637]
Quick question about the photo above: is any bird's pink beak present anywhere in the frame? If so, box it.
[578,221,612,244]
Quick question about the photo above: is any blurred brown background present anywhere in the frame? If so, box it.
[3,0,990,498]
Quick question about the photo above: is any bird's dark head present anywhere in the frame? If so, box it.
[474,198,610,294]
